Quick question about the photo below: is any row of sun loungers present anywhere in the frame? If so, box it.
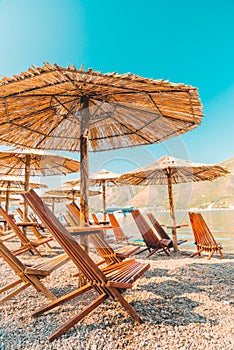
[0,189,224,341]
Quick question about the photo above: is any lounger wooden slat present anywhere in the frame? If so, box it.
[0,206,53,257]
[146,213,187,248]
[0,240,69,304]
[23,189,150,342]
[189,212,225,259]
[131,209,171,258]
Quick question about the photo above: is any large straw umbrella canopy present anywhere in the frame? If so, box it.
[64,169,120,221]
[117,155,229,251]
[0,63,203,225]
[0,149,80,220]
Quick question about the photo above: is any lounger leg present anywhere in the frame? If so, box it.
[28,276,56,300]
[48,293,108,342]
[110,288,142,325]
[218,248,225,259]
[190,249,203,258]
[0,282,31,305]
[32,284,93,317]
[208,250,215,260]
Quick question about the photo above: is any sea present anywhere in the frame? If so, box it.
[107,209,234,254]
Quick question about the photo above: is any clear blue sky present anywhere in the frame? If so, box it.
[0,0,233,176]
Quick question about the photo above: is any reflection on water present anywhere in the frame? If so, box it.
[113,209,234,253]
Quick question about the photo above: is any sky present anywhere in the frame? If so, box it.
[0,0,233,181]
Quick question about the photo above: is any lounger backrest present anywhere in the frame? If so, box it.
[16,207,42,240]
[146,213,170,240]
[0,206,30,245]
[108,213,127,242]
[131,209,160,248]
[89,231,121,265]
[91,213,100,225]
[23,190,107,286]
[189,212,218,247]
[66,202,80,225]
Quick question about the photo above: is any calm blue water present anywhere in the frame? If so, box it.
[106,209,234,254]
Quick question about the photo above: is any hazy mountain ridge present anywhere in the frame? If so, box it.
[90,157,234,211]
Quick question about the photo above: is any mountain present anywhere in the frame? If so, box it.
[90,157,234,211]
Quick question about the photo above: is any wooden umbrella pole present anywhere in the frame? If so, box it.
[5,182,10,215]
[102,182,106,222]
[23,155,31,234]
[52,198,55,214]
[167,173,179,252]
[80,94,90,228]
[4,182,10,230]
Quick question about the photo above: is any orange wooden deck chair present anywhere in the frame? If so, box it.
[0,206,53,257]
[17,207,52,249]
[0,239,69,305]
[89,229,140,266]
[189,212,225,259]
[146,213,187,248]
[108,213,132,243]
[131,209,171,258]
[23,189,150,342]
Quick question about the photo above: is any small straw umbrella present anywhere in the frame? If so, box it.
[0,175,47,214]
[117,155,229,251]
[0,149,80,221]
[46,186,101,202]
[64,169,120,222]
[40,195,74,213]
[0,63,203,226]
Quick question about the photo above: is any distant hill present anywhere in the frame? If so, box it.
[90,157,234,211]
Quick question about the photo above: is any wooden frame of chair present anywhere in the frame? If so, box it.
[189,212,225,260]
[23,189,150,342]
[0,206,53,257]
[17,207,52,249]
[108,213,131,243]
[146,213,187,249]
[0,239,69,304]
[131,209,171,258]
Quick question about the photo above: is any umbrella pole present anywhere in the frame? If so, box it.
[79,95,90,260]
[4,182,10,230]
[102,182,106,222]
[23,155,31,234]
[167,175,179,252]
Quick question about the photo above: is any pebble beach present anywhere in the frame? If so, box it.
[0,241,233,350]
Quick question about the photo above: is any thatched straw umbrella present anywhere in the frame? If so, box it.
[64,169,120,222]
[0,63,203,226]
[0,175,47,215]
[46,186,101,202]
[117,155,229,251]
[0,149,80,221]
[40,195,74,213]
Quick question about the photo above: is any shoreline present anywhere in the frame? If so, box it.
[0,241,233,350]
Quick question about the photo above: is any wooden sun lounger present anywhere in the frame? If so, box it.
[23,189,150,342]
[89,230,140,266]
[17,208,52,249]
[189,212,225,259]
[0,239,69,305]
[91,213,110,225]
[108,213,133,243]
[131,209,171,258]
[146,213,187,248]
[0,206,53,257]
